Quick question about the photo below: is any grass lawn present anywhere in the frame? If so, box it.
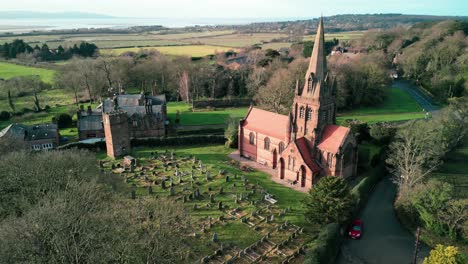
[337,87,426,124]
[430,136,468,199]
[0,62,56,83]
[102,45,240,57]
[167,102,249,126]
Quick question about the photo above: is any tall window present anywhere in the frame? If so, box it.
[292,157,296,170]
[279,142,285,154]
[308,75,314,92]
[249,132,255,145]
[264,137,270,150]
[307,109,313,121]
[299,107,305,119]
[288,156,291,170]
[326,152,332,168]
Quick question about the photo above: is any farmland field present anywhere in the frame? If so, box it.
[0,62,56,83]
[304,31,365,41]
[186,33,289,47]
[102,45,240,57]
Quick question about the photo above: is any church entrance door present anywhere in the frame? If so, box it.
[279,158,285,179]
[272,149,278,169]
[300,166,306,188]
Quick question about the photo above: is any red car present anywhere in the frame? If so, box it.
[348,219,363,239]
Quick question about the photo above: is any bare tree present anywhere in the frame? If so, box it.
[386,120,448,194]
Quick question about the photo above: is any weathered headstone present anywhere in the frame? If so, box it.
[225,175,229,182]
[212,233,218,243]
[210,194,215,203]
[218,201,223,210]
[206,171,211,181]
[131,190,136,199]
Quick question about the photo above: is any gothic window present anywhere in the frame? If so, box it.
[264,137,270,150]
[288,156,291,170]
[292,157,296,170]
[249,132,255,145]
[326,152,332,168]
[279,142,285,154]
[318,151,323,164]
[308,74,314,92]
[306,109,313,121]
[132,120,138,127]
[299,107,305,119]
[344,144,354,167]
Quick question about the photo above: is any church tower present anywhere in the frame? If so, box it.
[291,17,336,146]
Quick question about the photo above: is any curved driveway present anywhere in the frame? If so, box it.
[336,177,429,264]
[393,80,439,112]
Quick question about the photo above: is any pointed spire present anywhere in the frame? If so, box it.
[307,16,327,81]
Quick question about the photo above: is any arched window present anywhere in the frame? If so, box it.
[308,74,314,92]
[264,137,270,150]
[299,107,305,119]
[249,132,255,145]
[306,109,313,121]
[279,142,285,154]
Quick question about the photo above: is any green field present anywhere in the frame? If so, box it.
[337,87,425,124]
[167,102,249,126]
[102,45,240,57]
[0,62,56,83]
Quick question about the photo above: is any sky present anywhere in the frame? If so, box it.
[1,0,467,18]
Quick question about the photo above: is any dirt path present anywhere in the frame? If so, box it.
[336,177,429,264]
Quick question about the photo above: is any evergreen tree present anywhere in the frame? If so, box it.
[304,176,355,225]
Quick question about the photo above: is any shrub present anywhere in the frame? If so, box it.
[369,122,396,145]
[0,111,11,121]
[55,113,73,128]
[424,245,465,264]
[352,162,386,211]
[304,223,342,264]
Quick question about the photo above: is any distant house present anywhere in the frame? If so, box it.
[0,123,60,151]
[77,106,105,140]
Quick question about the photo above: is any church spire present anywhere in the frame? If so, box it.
[307,16,327,81]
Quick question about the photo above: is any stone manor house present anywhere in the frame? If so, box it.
[238,18,358,190]
[78,93,167,158]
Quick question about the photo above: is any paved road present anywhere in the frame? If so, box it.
[393,80,440,112]
[336,177,429,264]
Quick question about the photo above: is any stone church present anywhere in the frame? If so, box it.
[238,18,358,190]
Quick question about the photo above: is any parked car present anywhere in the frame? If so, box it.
[348,219,363,239]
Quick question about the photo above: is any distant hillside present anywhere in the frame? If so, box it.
[0,11,114,19]
[223,14,468,33]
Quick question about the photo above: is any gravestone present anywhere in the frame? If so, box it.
[218,201,223,210]
[170,187,175,196]
[131,190,136,200]
[206,171,211,181]
[225,175,229,182]
[210,194,215,203]
[212,233,218,243]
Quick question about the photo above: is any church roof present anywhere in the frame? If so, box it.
[317,124,351,154]
[295,137,321,172]
[242,107,289,140]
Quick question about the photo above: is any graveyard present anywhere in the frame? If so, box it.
[100,144,310,263]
